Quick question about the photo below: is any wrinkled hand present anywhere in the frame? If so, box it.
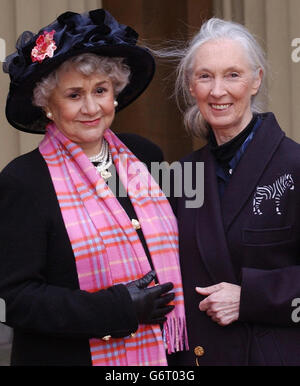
[196,283,241,326]
[126,270,175,325]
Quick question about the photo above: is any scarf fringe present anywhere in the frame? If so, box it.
[164,316,189,354]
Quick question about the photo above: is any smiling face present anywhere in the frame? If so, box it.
[189,39,262,144]
[46,66,116,156]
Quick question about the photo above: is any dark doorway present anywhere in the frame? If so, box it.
[103,0,213,161]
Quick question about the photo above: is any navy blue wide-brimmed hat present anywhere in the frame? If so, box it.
[3,9,155,134]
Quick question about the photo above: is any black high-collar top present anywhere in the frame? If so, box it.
[208,114,258,169]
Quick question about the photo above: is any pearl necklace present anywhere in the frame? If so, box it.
[89,139,113,180]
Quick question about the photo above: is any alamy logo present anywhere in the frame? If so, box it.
[253,174,294,215]
[292,38,300,63]
[291,298,300,323]
[0,298,5,323]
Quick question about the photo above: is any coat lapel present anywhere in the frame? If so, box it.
[221,113,285,232]
[193,113,284,285]
[194,146,238,284]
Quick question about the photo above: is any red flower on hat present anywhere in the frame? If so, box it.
[31,30,57,63]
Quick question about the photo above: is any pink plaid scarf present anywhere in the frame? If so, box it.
[39,123,188,366]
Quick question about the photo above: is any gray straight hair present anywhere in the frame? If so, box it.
[154,18,269,138]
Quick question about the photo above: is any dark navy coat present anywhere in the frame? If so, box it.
[169,113,300,366]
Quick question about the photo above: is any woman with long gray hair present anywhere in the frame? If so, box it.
[165,18,300,366]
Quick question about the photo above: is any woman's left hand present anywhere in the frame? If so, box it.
[196,283,241,326]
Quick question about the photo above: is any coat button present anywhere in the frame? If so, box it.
[132,219,141,230]
[194,346,205,357]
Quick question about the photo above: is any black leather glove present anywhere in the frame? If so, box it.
[126,270,175,325]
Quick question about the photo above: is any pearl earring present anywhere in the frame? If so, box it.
[114,101,118,108]
[47,112,53,120]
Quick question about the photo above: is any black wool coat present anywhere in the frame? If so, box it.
[0,133,163,366]
[169,113,300,366]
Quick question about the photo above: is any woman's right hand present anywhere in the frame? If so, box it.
[126,271,175,325]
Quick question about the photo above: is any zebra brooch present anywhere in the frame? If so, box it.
[253,174,294,216]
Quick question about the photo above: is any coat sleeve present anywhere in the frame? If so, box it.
[239,266,300,327]
[0,171,138,339]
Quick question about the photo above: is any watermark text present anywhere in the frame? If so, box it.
[96,158,205,209]
[291,298,300,323]
[291,38,300,63]
[0,298,5,323]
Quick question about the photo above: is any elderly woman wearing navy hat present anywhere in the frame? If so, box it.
[0,9,188,366]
